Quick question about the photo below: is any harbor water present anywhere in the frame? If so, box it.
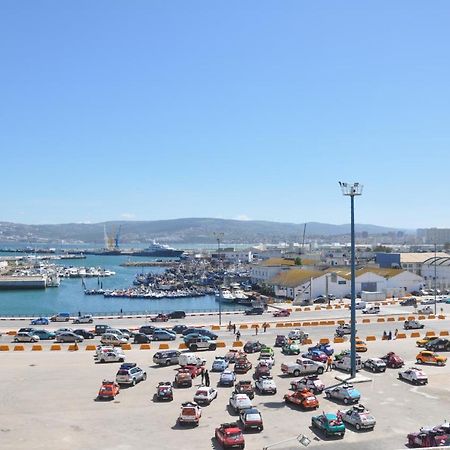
[0,253,243,316]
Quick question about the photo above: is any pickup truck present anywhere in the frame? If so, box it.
[281,358,325,377]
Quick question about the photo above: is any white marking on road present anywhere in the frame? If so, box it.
[410,386,438,399]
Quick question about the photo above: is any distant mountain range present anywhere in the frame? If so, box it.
[0,218,411,245]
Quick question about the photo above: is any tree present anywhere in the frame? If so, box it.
[294,257,302,266]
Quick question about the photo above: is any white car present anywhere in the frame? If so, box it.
[418,306,433,315]
[281,358,325,377]
[101,333,128,346]
[255,376,277,394]
[229,393,252,413]
[54,327,73,335]
[193,386,218,405]
[73,314,94,324]
[14,332,40,343]
[404,320,424,330]
[341,404,376,430]
[94,347,125,363]
[398,367,428,385]
[288,329,309,341]
[258,354,275,368]
[420,298,436,305]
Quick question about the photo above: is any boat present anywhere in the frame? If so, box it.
[215,286,236,303]
[230,283,248,302]
[131,241,184,258]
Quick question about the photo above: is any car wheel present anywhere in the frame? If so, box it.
[416,359,422,364]
[438,361,444,366]
[355,423,361,431]
[325,391,331,399]
[14,338,18,342]
[210,344,217,351]
[191,345,197,352]
[293,370,300,377]
[317,367,324,374]
[132,379,136,386]
[143,373,147,381]
[100,358,105,363]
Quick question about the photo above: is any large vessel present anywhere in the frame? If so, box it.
[215,286,236,303]
[131,241,184,258]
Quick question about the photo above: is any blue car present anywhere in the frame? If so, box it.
[212,357,229,372]
[219,369,236,386]
[31,317,49,326]
[32,329,56,340]
[309,343,334,356]
[152,329,176,341]
[324,384,361,404]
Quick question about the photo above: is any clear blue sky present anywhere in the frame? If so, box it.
[1,1,449,228]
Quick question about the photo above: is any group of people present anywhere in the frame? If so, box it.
[383,329,398,340]
[227,321,270,337]
[200,369,210,386]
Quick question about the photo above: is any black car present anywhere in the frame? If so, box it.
[182,328,218,340]
[400,298,417,306]
[425,338,450,352]
[244,341,263,353]
[133,333,152,344]
[139,325,156,335]
[313,296,327,304]
[73,329,95,339]
[95,325,111,336]
[274,335,288,347]
[18,328,36,334]
[172,325,188,334]
[168,310,186,319]
[244,307,264,315]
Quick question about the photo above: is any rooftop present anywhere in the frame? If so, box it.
[400,252,449,264]
[269,269,324,287]
[257,258,296,267]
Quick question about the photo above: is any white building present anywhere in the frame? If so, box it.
[400,252,449,276]
[211,249,253,264]
[250,258,296,283]
[420,256,450,290]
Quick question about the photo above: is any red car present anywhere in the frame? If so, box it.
[184,364,204,378]
[215,422,245,449]
[97,380,120,400]
[284,388,319,409]
[254,361,270,379]
[234,357,252,374]
[273,309,290,317]
[381,352,404,368]
[174,369,193,388]
[407,427,450,447]
[150,314,169,322]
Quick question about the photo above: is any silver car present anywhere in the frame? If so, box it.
[101,333,128,346]
[341,404,376,430]
[116,364,147,386]
[14,332,40,343]
[56,332,84,343]
[324,384,361,404]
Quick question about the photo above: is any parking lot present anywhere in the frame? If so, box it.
[1,303,450,450]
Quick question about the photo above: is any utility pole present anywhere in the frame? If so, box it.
[434,243,437,316]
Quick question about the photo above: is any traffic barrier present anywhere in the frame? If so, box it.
[334,305,341,309]
[121,343,132,350]
[302,322,311,327]
[68,344,79,351]
[50,344,61,351]
[310,321,319,326]
[159,343,169,350]
[426,331,436,337]
[377,318,385,323]
[239,324,248,329]
[265,323,271,328]
[303,338,312,345]
[319,321,328,326]
[410,332,421,338]
[362,319,370,323]
[366,336,376,341]
[319,338,330,344]
[7,331,17,336]
[326,305,332,310]
[429,315,436,319]
[251,324,259,328]
[276,323,284,328]
[396,333,406,339]
[327,321,335,326]
[293,322,302,327]
[233,341,243,347]
[216,341,226,348]
[295,308,302,312]
[337,320,345,325]
[440,331,449,336]
[284,323,293,328]
[85,345,96,351]
[211,325,220,331]
[304,307,311,311]
[14,345,25,351]
[398,317,406,321]
[438,315,446,320]
[418,315,425,320]
[32,345,43,351]
[0,345,9,351]
[387,317,395,322]
[407,316,416,321]
[333,337,344,343]
[314,306,321,310]
[140,344,152,350]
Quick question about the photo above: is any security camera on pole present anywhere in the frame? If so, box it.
[339,182,363,379]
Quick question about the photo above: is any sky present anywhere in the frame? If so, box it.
[1,1,449,228]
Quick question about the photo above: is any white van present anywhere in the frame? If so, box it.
[362,305,380,314]
[332,354,362,372]
[355,301,366,310]
[178,352,206,367]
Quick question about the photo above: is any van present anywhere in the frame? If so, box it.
[95,324,111,336]
[362,306,380,314]
[50,313,70,322]
[332,354,362,372]
[355,301,366,310]
[178,352,206,367]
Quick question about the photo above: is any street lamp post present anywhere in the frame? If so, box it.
[339,182,363,379]
[434,243,437,316]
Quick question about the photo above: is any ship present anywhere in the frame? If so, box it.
[131,241,184,258]
[215,286,236,303]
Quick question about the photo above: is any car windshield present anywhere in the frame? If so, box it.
[183,409,196,416]
[246,413,261,421]
[117,370,129,375]
[226,432,242,439]
[195,390,207,396]
[306,396,316,401]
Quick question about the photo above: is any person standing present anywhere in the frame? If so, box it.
[388,331,392,340]
[201,369,205,385]
[394,328,398,339]
[204,369,210,387]
[326,355,333,372]
[228,320,232,331]
[236,330,241,341]
[255,324,259,336]
[233,324,236,334]
[263,322,268,333]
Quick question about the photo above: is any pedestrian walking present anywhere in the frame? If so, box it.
[78,311,81,317]
[388,331,392,340]
[383,330,387,340]
[394,328,398,339]
[204,370,210,387]
[326,355,333,372]
[120,308,123,316]
[228,320,232,331]
[233,324,236,334]
[236,330,241,341]
[263,322,268,333]
[201,370,205,384]
[255,324,259,336]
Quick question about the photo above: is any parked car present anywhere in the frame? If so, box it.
[172,325,188,334]
[284,388,319,409]
[418,305,433,315]
[282,342,301,355]
[73,314,93,324]
[380,352,404,368]
[30,317,49,325]
[244,341,263,353]
[313,295,327,304]
[154,382,173,401]
[308,343,334,356]
[239,407,263,431]
[73,329,94,339]
[234,357,252,374]
[229,393,252,413]
[355,339,368,352]
[133,333,152,344]
[54,327,73,335]
[341,404,376,430]
[215,422,245,449]
[178,353,206,367]
[177,402,202,426]
[255,376,277,394]
[281,358,325,377]
[188,336,217,352]
[152,329,176,341]
[174,369,193,388]
[324,384,361,404]
[398,367,428,385]
[138,325,155,335]
[152,350,180,366]
[311,412,345,438]
[219,370,236,387]
[224,349,244,363]
[273,309,290,317]
[404,320,424,330]
[97,380,120,400]
[302,350,328,363]
[290,375,325,394]
[362,357,387,373]
[400,297,417,306]
[275,334,288,347]
[150,313,169,322]
[194,386,218,405]
[254,361,271,379]
[50,313,70,322]
[212,357,229,372]
[18,327,36,334]
[288,329,309,342]
[425,338,450,352]
[183,328,218,340]
[234,380,254,399]
[56,332,84,343]
[95,324,111,336]
[407,428,450,448]
[416,351,447,366]
[32,329,55,340]
[14,332,40,343]
[116,363,147,386]
[244,307,264,315]
[100,333,128,346]
[335,323,354,336]
[168,310,186,319]
[94,347,125,363]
